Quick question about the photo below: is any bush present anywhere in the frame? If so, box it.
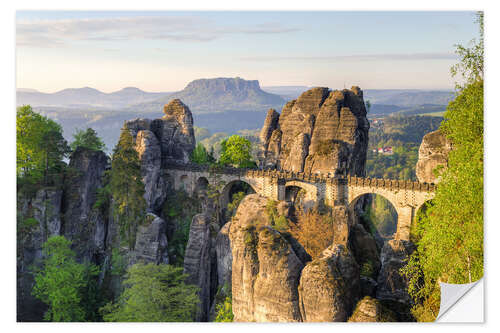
[289,208,334,259]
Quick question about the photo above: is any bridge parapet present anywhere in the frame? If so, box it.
[347,175,435,193]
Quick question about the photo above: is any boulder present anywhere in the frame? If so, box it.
[298,244,360,322]
[348,296,397,322]
[416,129,452,183]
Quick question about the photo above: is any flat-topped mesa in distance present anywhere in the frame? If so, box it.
[259,86,370,176]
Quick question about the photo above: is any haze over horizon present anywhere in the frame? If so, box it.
[16,11,478,93]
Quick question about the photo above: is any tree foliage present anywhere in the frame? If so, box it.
[401,12,483,321]
[219,135,256,168]
[17,105,70,186]
[215,296,234,322]
[100,263,199,322]
[190,143,215,165]
[70,128,106,152]
[110,129,146,249]
[32,236,99,322]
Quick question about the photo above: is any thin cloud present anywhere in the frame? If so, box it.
[240,53,457,62]
[16,15,300,47]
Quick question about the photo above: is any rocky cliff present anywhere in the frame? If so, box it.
[228,194,368,322]
[17,147,110,321]
[259,86,369,175]
[63,147,110,261]
[416,129,452,183]
[124,99,195,213]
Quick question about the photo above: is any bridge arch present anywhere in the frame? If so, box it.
[194,176,209,198]
[220,179,257,216]
[179,174,189,192]
[349,193,398,239]
[284,180,318,210]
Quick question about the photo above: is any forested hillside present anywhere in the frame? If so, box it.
[366,115,443,180]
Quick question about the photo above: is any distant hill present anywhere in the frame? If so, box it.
[16,87,170,109]
[135,77,286,113]
[363,89,454,106]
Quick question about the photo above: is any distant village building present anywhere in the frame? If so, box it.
[374,146,393,155]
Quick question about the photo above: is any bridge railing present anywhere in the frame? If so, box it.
[162,162,435,192]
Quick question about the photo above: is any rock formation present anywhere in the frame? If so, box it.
[229,194,307,322]
[63,147,109,261]
[416,129,452,183]
[349,223,381,279]
[298,244,360,322]
[376,239,416,305]
[348,296,397,322]
[124,99,195,213]
[17,188,63,321]
[259,86,369,176]
[216,222,233,289]
[131,214,169,265]
[183,214,219,322]
[125,99,195,166]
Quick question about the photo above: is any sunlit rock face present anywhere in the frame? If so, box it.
[299,244,361,322]
[229,194,307,322]
[259,86,369,176]
[416,129,452,183]
[348,296,397,322]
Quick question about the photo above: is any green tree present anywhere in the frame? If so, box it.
[190,143,215,165]
[32,236,99,322]
[70,128,106,152]
[215,296,234,322]
[401,12,483,321]
[17,105,70,186]
[100,263,199,322]
[219,135,256,168]
[110,129,146,249]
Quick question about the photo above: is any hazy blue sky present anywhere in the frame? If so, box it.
[16,11,478,93]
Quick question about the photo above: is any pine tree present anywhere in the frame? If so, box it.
[100,263,199,322]
[70,128,106,152]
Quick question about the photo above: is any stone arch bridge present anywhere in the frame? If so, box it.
[164,163,435,241]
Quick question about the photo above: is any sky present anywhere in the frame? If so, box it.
[16,11,479,93]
